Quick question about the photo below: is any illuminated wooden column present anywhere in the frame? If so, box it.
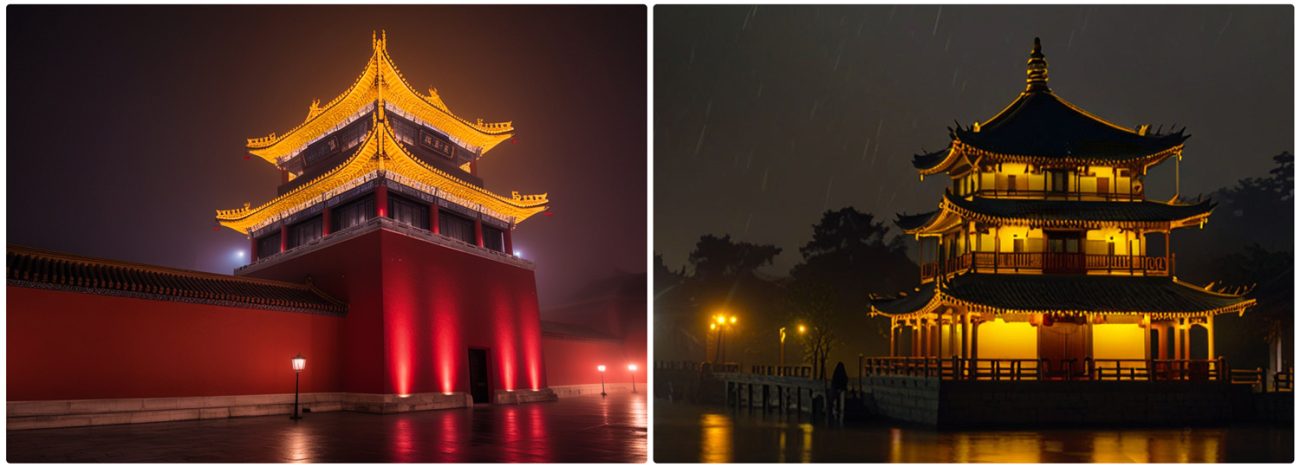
[911,321,920,357]
[889,321,897,357]
[948,312,958,357]
[430,201,441,234]
[961,311,972,359]
[279,223,288,253]
[474,214,485,248]
[1143,314,1152,361]
[249,235,258,262]
[1173,319,1183,361]
[322,206,332,236]
[504,225,514,254]
[375,183,389,218]
[1206,316,1216,360]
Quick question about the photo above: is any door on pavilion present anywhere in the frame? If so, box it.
[1039,321,1089,379]
[468,348,491,403]
[1044,231,1085,273]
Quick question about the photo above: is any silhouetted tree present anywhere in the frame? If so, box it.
[789,208,918,363]
[688,234,782,281]
[789,280,837,380]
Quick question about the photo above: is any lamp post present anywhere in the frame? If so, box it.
[711,313,738,364]
[290,353,306,421]
[628,363,638,393]
[597,364,607,396]
[779,323,808,370]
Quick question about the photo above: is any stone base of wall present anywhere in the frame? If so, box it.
[494,388,559,404]
[864,375,940,426]
[548,383,636,398]
[862,376,1258,428]
[12,391,490,430]
[341,392,472,414]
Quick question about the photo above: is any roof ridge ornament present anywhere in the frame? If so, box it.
[1025,37,1050,93]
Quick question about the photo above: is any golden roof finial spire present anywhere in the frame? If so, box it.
[1025,37,1050,93]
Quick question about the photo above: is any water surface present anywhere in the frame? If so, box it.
[653,400,1292,463]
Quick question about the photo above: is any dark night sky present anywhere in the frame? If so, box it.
[7,5,646,310]
[655,5,1293,274]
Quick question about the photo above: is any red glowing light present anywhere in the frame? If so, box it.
[597,364,607,372]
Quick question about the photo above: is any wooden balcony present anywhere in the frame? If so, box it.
[862,356,1231,382]
[921,252,1172,281]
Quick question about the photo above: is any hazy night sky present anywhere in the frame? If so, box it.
[655,5,1293,274]
[7,5,646,309]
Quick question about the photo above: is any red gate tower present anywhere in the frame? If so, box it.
[217,32,553,406]
[870,39,1255,379]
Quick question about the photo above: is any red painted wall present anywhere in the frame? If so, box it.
[378,231,546,394]
[246,228,546,396]
[241,232,388,394]
[7,287,344,401]
[541,334,643,387]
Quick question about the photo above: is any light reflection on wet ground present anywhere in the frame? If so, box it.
[654,400,1293,463]
[8,393,647,462]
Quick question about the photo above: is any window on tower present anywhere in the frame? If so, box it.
[287,215,323,249]
[389,194,430,230]
[439,210,476,244]
[482,225,505,252]
[257,231,282,258]
[332,194,376,232]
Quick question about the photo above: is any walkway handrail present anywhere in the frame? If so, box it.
[863,356,1229,382]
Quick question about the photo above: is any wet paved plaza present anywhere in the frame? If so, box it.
[8,392,646,462]
[654,400,1293,463]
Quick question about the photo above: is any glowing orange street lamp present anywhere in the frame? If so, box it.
[628,363,639,393]
[290,353,306,421]
[778,323,807,369]
[711,312,739,364]
[597,364,607,397]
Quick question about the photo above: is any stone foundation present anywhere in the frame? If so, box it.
[493,388,559,404]
[7,390,564,430]
[548,382,636,398]
[862,375,1260,428]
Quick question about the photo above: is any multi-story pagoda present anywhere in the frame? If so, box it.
[215,32,554,406]
[870,38,1255,378]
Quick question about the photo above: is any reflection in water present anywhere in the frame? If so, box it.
[656,402,1290,463]
[699,413,733,463]
[282,425,311,463]
[799,423,813,463]
[439,410,462,463]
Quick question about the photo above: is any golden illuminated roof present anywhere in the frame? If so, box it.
[217,113,547,234]
[245,31,514,166]
[869,275,1255,321]
[896,192,1214,236]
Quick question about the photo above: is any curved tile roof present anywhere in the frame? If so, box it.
[7,245,346,315]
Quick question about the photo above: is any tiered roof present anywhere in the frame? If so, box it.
[913,38,1188,176]
[246,31,514,166]
[896,192,1215,234]
[218,32,548,234]
[8,245,346,315]
[870,275,1255,320]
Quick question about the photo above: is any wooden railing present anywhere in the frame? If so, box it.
[863,357,1228,382]
[749,365,814,378]
[1275,368,1293,392]
[965,189,1144,202]
[921,252,1172,281]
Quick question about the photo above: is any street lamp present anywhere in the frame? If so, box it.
[779,323,808,369]
[711,313,739,364]
[628,363,638,393]
[290,353,306,421]
[597,364,607,396]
